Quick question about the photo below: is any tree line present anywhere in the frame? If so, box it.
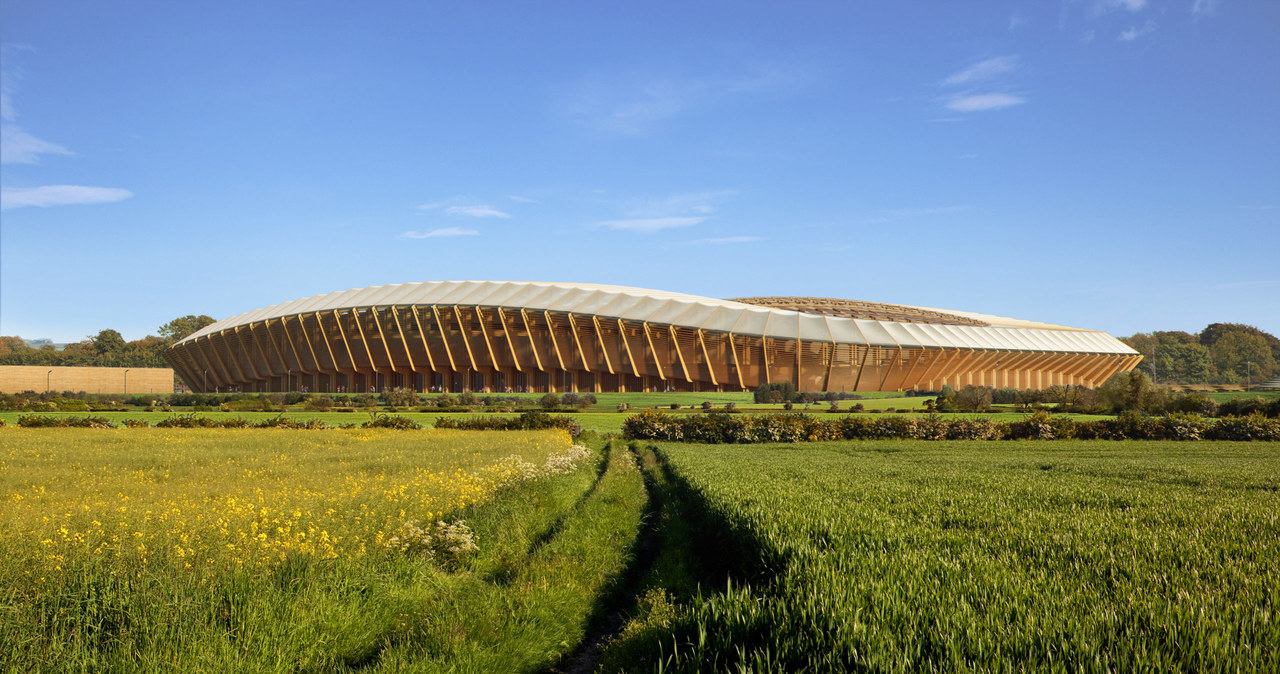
[0,315,215,369]
[1120,323,1278,385]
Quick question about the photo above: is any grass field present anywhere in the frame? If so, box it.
[5,425,1275,671]
[0,428,646,672]
[604,440,1280,672]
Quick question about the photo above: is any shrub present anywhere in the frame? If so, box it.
[17,415,115,428]
[381,387,421,407]
[1160,413,1211,441]
[1008,411,1076,440]
[361,413,422,430]
[1205,413,1280,441]
[306,396,335,411]
[701,401,714,411]
[1167,392,1217,417]
[540,393,562,410]
[434,411,582,438]
[1218,397,1270,418]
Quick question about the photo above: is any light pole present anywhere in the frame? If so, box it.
[1246,360,1252,391]
[287,369,293,393]
[203,369,208,393]
[47,369,53,393]
[123,369,130,395]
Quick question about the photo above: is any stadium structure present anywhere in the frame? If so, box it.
[163,281,1141,394]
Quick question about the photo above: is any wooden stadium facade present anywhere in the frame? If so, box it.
[163,282,1141,394]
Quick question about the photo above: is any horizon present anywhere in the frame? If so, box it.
[3,1,1277,343]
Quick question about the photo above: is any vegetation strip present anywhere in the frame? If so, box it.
[623,408,1280,442]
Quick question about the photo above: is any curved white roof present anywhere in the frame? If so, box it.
[179,281,1137,356]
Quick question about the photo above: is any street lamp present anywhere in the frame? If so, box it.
[1246,360,1252,391]
[203,369,208,393]
[47,369,53,393]
[287,369,293,393]
[123,369,130,395]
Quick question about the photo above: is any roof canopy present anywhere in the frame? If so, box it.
[179,281,1138,356]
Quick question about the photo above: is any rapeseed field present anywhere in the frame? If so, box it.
[1,428,568,584]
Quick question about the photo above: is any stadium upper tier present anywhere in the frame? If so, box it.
[166,281,1141,394]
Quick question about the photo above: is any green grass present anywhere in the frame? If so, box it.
[604,439,1280,672]
[1207,390,1280,402]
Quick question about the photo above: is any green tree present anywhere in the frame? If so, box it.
[159,315,216,345]
[91,329,126,356]
[1210,332,1276,382]
[1154,343,1214,384]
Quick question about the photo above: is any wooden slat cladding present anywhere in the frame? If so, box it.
[168,304,1138,394]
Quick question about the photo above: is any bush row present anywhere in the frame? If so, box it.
[432,411,583,438]
[621,410,1280,443]
[11,413,427,430]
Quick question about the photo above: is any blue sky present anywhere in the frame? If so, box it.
[2,0,1277,344]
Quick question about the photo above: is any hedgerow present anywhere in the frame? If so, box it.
[433,411,582,438]
[622,409,1280,443]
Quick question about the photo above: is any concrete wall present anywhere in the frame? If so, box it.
[0,366,174,394]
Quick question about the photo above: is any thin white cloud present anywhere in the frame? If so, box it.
[623,190,735,218]
[681,235,762,245]
[1,185,133,209]
[943,56,1019,86]
[446,205,511,218]
[507,195,539,204]
[598,217,705,233]
[416,203,441,211]
[0,126,72,164]
[564,62,806,135]
[398,227,480,239]
[1,85,73,164]
[1101,0,1147,12]
[1119,21,1157,41]
[1192,0,1221,16]
[946,93,1027,112]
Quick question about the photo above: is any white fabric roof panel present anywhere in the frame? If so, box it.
[827,318,864,345]
[763,312,800,340]
[897,323,939,349]
[178,280,1138,356]
[880,322,921,349]
[729,308,772,336]
[798,314,832,342]
[853,320,898,347]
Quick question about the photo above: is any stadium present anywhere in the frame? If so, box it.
[163,281,1141,394]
